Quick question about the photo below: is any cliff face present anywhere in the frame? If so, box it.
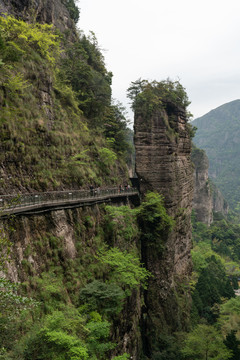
[191,147,228,225]
[212,183,229,215]
[3,203,142,358]
[134,101,194,353]
[0,0,75,33]
[191,147,213,225]
[0,0,76,193]
[0,0,129,194]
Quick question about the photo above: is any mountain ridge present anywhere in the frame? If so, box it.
[192,99,240,209]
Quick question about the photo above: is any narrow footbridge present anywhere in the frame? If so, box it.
[0,187,139,217]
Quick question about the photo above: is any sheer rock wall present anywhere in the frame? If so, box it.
[212,184,229,215]
[191,147,213,225]
[0,0,75,34]
[134,104,194,352]
[192,147,228,225]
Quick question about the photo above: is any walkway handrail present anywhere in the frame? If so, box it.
[0,187,138,212]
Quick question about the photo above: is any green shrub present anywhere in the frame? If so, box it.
[23,309,89,360]
[4,72,30,93]
[104,204,139,244]
[86,316,115,358]
[99,147,117,167]
[113,354,130,360]
[62,0,80,23]
[137,192,175,253]
[0,16,60,65]
[97,247,151,292]
[22,308,116,360]
[79,280,125,316]
[3,41,24,62]
[181,324,232,360]
[34,272,68,312]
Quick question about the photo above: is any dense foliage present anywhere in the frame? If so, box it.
[179,212,240,360]
[191,254,234,324]
[0,199,153,358]
[192,214,240,272]
[61,0,80,23]
[181,324,232,360]
[137,192,175,254]
[60,31,112,124]
[145,211,240,360]
[190,213,240,323]
[127,78,191,120]
[192,99,240,210]
[0,192,175,358]
[0,16,60,65]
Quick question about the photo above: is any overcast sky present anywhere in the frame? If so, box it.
[78,0,240,123]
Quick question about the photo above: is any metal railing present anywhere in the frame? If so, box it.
[0,187,138,213]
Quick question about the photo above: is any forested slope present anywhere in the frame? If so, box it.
[192,99,240,210]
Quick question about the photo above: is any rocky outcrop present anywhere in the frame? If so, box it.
[191,147,213,225]
[192,146,228,225]
[211,181,229,216]
[5,207,93,283]
[0,0,75,34]
[134,103,194,354]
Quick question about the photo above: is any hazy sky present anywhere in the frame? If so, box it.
[78,0,240,123]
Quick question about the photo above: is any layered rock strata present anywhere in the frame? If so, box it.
[134,104,194,354]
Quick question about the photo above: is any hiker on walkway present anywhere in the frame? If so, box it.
[89,185,94,196]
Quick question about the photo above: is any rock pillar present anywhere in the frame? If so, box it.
[134,103,194,355]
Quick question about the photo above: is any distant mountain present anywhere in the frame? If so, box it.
[192,99,240,210]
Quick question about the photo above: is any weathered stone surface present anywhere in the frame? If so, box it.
[192,147,213,225]
[212,183,229,215]
[0,0,75,34]
[134,104,194,352]
[192,147,229,225]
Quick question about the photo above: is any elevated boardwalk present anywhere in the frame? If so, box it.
[0,187,139,217]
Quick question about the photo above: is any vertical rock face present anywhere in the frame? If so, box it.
[192,147,229,225]
[0,0,75,34]
[192,147,213,225]
[212,183,229,215]
[134,104,194,353]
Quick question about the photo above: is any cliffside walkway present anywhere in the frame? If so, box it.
[0,187,139,217]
